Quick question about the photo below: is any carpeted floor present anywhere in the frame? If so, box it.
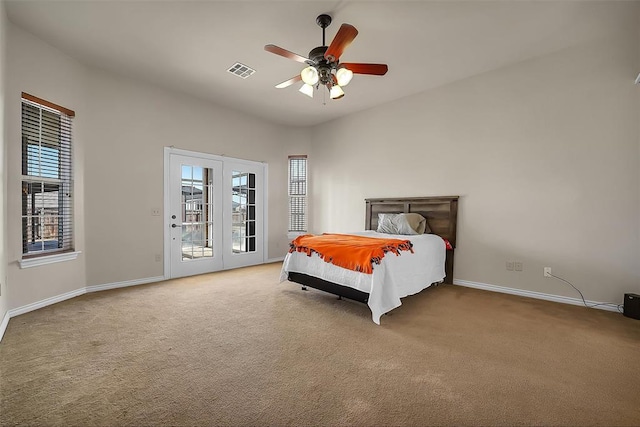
[1,262,639,426]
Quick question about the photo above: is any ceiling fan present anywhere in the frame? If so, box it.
[264,14,388,100]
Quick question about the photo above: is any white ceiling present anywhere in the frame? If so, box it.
[5,1,629,127]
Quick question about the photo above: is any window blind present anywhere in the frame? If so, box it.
[288,155,307,232]
[21,94,74,256]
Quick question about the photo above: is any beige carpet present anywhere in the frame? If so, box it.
[1,262,639,426]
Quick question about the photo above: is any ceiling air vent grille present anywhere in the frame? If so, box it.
[227,62,256,79]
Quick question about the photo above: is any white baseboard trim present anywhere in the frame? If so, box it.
[0,311,10,343]
[86,276,166,293]
[1,273,621,343]
[0,275,166,343]
[453,279,620,313]
[265,257,285,264]
[9,287,87,318]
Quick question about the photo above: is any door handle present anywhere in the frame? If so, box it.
[171,224,178,228]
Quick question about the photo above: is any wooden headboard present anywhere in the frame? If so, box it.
[365,196,459,283]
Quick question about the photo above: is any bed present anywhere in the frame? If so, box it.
[280,196,459,324]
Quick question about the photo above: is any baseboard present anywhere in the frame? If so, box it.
[265,257,285,264]
[0,310,10,343]
[1,275,165,343]
[86,276,166,293]
[9,287,87,318]
[1,273,620,343]
[453,279,620,313]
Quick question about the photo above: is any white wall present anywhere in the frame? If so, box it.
[5,22,309,310]
[0,0,9,330]
[310,4,640,305]
[82,70,308,286]
[5,23,88,309]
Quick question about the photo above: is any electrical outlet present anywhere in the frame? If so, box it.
[514,262,523,271]
[155,254,162,262]
[506,261,514,271]
[152,209,161,216]
[544,267,552,277]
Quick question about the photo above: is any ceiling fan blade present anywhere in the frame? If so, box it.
[341,63,388,76]
[324,24,358,62]
[264,44,309,64]
[275,75,302,89]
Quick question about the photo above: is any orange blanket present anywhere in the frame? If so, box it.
[289,234,414,274]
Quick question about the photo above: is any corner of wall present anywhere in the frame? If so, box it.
[637,3,640,284]
[0,0,9,341]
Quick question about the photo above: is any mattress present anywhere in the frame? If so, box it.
[280,230,446,324]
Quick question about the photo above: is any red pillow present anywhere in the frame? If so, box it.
[443,238,453,250]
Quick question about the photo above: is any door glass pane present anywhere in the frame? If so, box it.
[232,170,256,254]
[181,164,214,260]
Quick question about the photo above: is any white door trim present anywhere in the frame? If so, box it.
[163,147,268,278]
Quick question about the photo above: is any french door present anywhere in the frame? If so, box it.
[222,160,264,269]
[166,149,265,279]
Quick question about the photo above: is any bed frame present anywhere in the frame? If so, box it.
[288,196,460,303]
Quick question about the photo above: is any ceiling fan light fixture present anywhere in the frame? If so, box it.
[330,85,345,99]
[300,66,319,85]
[265,14,388,103]
[299,83,314,98]
[336,67,353,86]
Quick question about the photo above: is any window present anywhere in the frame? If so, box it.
[21,93,75,259]
[288,155,307,233]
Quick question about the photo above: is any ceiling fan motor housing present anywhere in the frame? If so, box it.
[308,46,329,64]
[318,67,333,86]
[307,46,336,86]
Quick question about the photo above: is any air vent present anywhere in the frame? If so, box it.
[227,62,256,79]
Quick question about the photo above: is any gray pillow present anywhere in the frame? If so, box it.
[377,213,421,235]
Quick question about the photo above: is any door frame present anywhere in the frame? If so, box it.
[163,147,269,279]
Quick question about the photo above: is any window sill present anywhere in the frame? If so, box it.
[19,251,82,269]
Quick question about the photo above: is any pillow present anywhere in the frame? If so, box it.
[377,213,427,235]
[404,213,431,234]
[376,213,430,235]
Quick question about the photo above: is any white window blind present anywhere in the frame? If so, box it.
[288,155,307,232]
[21,93,74,257]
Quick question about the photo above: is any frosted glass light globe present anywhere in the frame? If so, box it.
[300,67,319,85]
[336,68,353,86]
[299,83,314,98]
[330,85,345,99]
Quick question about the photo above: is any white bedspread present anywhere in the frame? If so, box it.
[279,231,446,324]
